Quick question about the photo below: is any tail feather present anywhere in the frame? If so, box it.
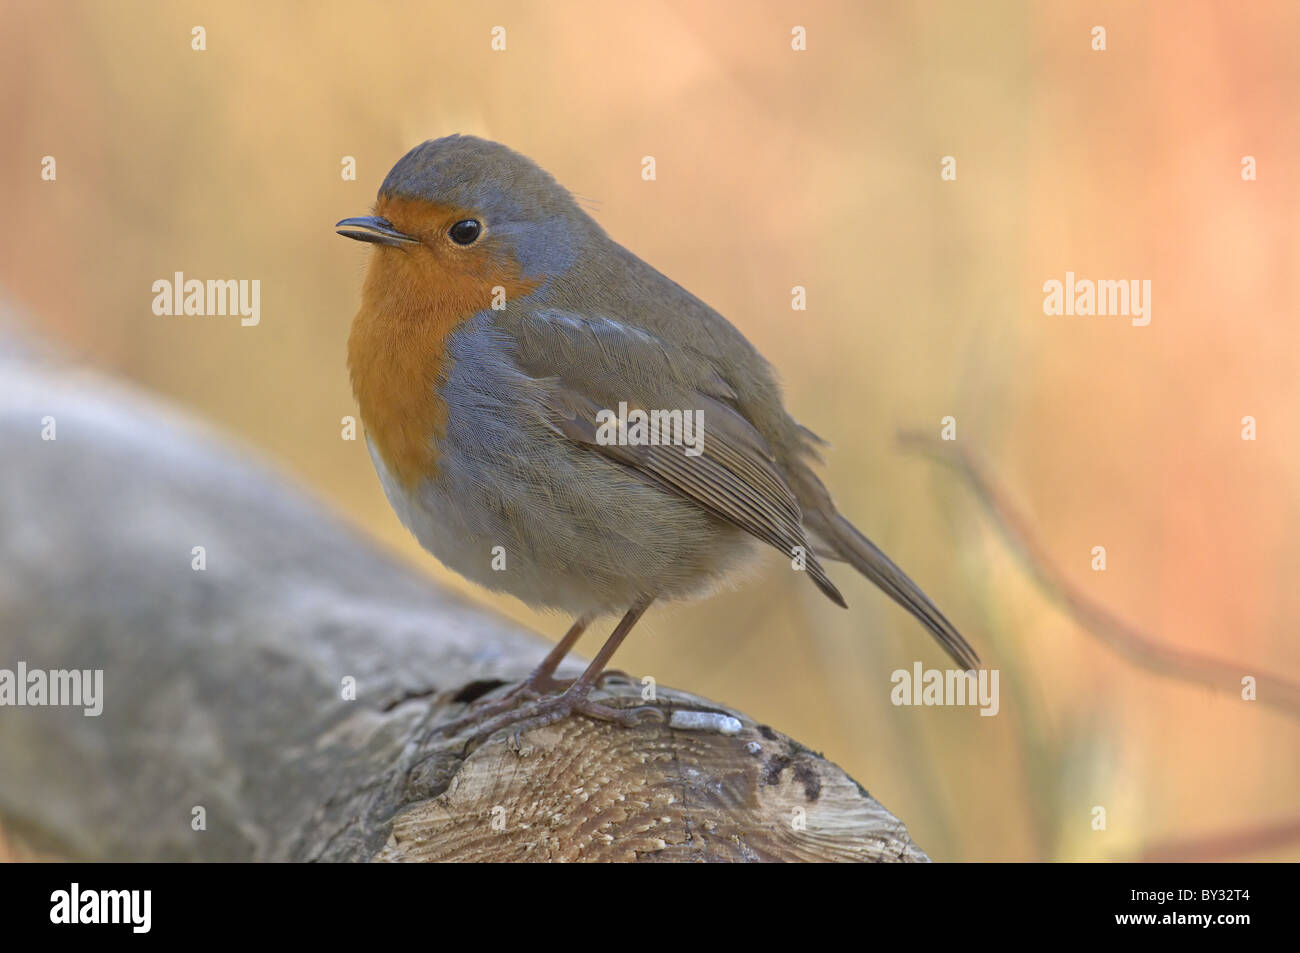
[805,507,981,671]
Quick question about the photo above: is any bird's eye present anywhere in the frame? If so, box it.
[448,219,482,245]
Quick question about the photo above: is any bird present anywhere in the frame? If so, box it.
[336,135,979,739]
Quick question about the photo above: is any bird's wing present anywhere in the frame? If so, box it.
[508,308,846,607]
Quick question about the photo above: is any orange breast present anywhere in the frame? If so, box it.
[347,196,540,489]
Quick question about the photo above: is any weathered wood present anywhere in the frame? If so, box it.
[0,314,927,862]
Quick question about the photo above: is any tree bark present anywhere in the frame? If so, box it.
[0,313,928,862]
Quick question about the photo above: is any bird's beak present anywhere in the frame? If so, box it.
[334,216,421,247]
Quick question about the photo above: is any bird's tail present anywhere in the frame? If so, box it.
[795,470,980,670]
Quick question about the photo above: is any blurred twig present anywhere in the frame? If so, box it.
[1137,815,1300,861]
[898,431,1300,722]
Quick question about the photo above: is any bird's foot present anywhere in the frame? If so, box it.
[439,682,665,748]
[434,669,633,738]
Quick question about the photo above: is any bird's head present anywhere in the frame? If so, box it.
[337,135,590,316]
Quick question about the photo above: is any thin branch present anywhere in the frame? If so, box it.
[1137,815,1300,862]
[898,431,1300,721]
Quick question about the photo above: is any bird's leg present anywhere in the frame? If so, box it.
[515,614,593,695]
[444,596,665,744]
[522,616,632,692]
[434,615,592,737]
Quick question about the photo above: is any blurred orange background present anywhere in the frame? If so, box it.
[2,0,1297,861]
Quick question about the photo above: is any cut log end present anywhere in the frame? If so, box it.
[378,681,929,863]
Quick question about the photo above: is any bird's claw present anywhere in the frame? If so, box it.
[439,685,667,748]
[434,668,636,738]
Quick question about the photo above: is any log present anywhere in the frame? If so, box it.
[0,311,928,862]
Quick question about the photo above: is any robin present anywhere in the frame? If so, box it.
[337,135,979,739]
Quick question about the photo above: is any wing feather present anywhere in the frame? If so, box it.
[520,315,846,608]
